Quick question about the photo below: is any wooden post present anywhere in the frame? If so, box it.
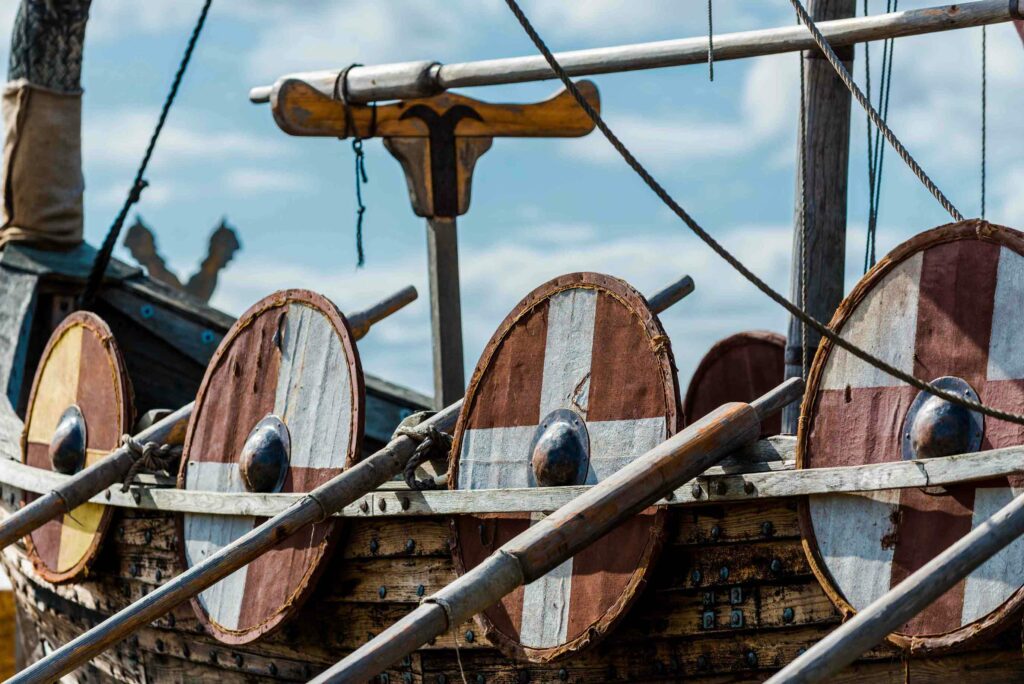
[425,218,465,407]
[782,0,856,434]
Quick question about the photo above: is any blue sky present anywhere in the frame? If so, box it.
[2,1,1021,398]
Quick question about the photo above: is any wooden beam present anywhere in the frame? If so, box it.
[250,1,1022,104]
[426,218,464,409]
[783,0,856,433]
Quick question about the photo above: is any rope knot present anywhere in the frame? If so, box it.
[119,434,182,492]
[392,411,454,491]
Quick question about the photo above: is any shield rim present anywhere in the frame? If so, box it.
[20,311,134,584]
[683,330,786,426]
[447,271,681,662]
[176,289,365,644]
[797,219,1024,652]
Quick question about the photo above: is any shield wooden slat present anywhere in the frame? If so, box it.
[684,331,785,438]
[798,220,1024,651]
[21,312,133,583]
[177,290,364,644]
[449,272,681,661]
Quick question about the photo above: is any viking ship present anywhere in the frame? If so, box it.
[1,1,1024,682]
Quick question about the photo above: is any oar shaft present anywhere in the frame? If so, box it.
[348,285,418,340]
[249,1,1020,104]
[314,379,803,683]
[10,401,463,684]
[647,275,694,314]
[0,403,193,550]
[766,488,1024,684]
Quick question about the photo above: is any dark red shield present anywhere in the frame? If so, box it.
[449,272,681,661]
[21,312,133,583]
[178,290,364,644]
[684,331,785,438]
[799,221,1024,650]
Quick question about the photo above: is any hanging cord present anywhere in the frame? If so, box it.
[79,0,213,310]
[393,411,454,491]
[981,25,987,220]
[335,64,378,267]
[787,0,962,222]
[501,0,1024,426]
[798,45,808,381]
[706,0,714,81]
[863,0,898,273]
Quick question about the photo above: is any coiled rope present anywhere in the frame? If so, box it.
[501,0,1024,426]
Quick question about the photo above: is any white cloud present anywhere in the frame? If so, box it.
[223,168,313,194]
[83,109,289,170]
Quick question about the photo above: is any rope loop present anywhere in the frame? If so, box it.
[392,411,454,491]
[119,434,182,492]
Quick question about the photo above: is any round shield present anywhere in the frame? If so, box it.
[684,331,785,438]
[21,312,133,583]
[449,272,681,661]
[178,290,364,644]
[799,220,1024,651]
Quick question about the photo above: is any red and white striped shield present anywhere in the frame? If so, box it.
[449,272,681,661]
[21,312,133,584]
[178,290,364,644]
[684,331,785,438]
[800,221,1024,650]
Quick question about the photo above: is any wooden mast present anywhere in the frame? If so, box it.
[782,0,856,433]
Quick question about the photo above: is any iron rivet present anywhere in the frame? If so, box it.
[702,610,715,629]
[715,480,728,495]
[140,304,154,319]
[743,481,755,494]
[182,644,190,658]
[438,675,447,684]
[416,585,425,597]
[558,668,568,681]
[691,483,703,499]
[719,566,729,581]
[144,530,153,543]
[746,651,758,667]
[155,639,164,652]
[379,498,387,512]
[476,675,485,684]
[105,490,111,500]
[360,499,370,513]
[132,489,141,504]
[702,591,714,607]
[770,558,782,573]
[761,521,774,537]
[691,569,702,584]
[401,496,410,511]
[370,538,380,554]
[234,653,243,667]
[380,674,390,684]
[268,663,277,675]
[404,674,413,684]
[464,630,474,643]
[730,587,743,605]
[783,607,795,623]
[402,656,411,667]
[730,609,744,628]
[209,650,218,663]
[378,586,387,599]
[155,569,162,582]
[130,563,139,577]
[406,539,416,553]
[201,330,215,344]
[796,647,807,656]
[664,489,674,501]
[696,655,708,670]
[710,525,721,541]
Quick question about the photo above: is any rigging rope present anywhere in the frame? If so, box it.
[500,0,1024,426]
[863,0,898,273]
[706,0,714,81]
[336,63,377,267]
[798,43,808,381]
[981,25,987,220]
[79,0,213,310]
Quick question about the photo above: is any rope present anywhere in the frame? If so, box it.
[706,0,714,81]
[787,0,962,223]
[798,45,808,381]
[863,0,898,273]
[119,435,182,492]
[334,64,377,267]
[393,411,454,491]
[79,0,213,310]
[981,25,987,220]
[500,0,1024,426]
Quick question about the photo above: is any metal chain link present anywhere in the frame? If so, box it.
[501,0,1024,426]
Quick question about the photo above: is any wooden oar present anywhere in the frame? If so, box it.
[312,378,804,684]
[7,275,694,683]
[0,285,418,554]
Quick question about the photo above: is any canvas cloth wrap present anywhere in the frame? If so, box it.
[1,79,83,249]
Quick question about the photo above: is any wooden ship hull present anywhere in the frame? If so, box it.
[3,1,1024,682]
